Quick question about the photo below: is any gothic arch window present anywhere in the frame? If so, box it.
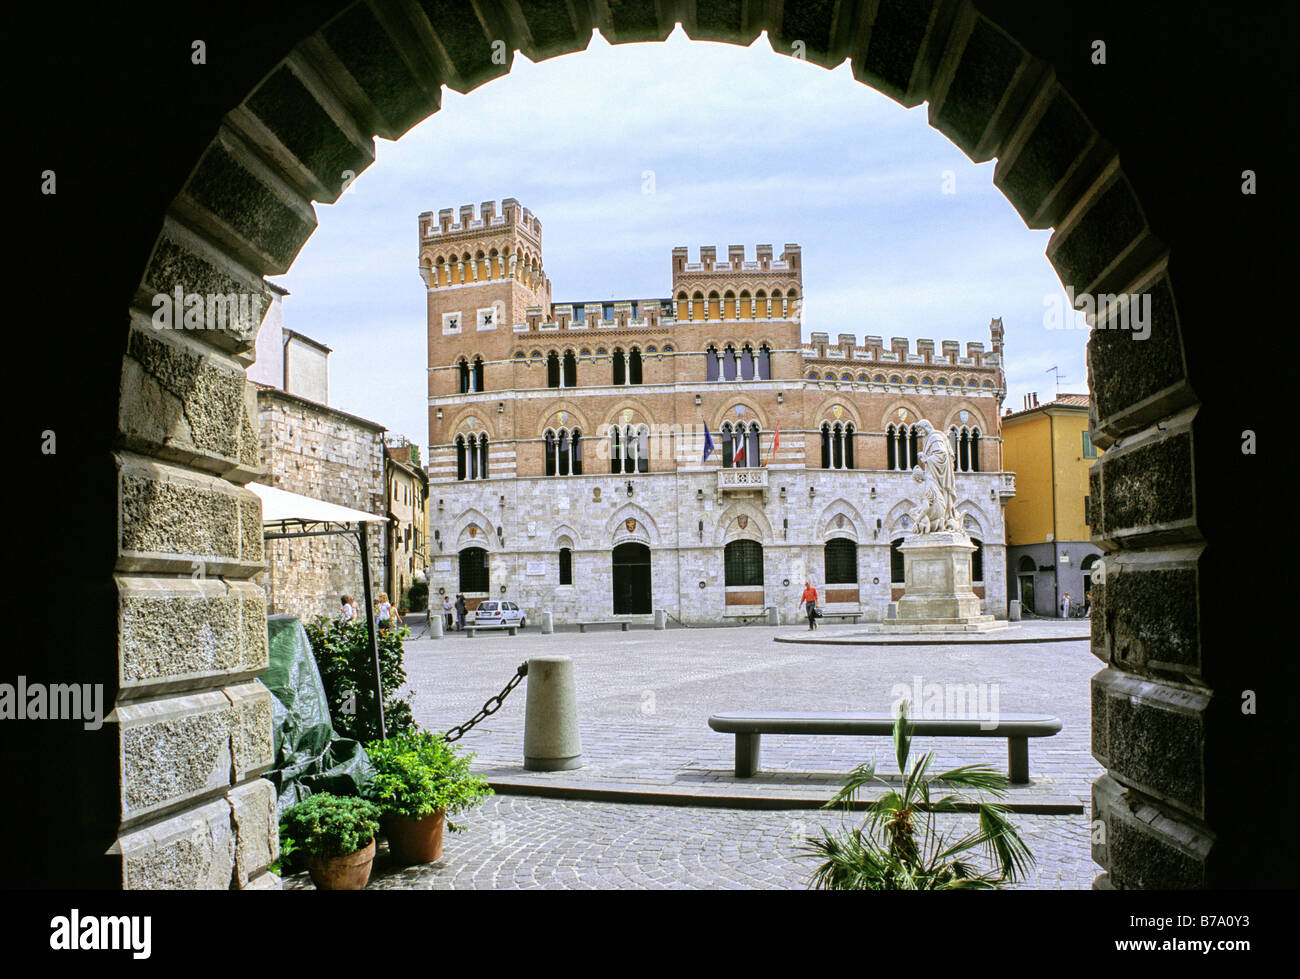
[628,347,643,385]
[724,290,736,319]
[948,425,982,472]
[558,547,573,585]
[472,356,484,392]
[706,344,720,381]
[544,429,557,476]
[739,290,752,319]
[723,345,738,381]
[740,344,755,380]
[721,422,734,468]
[546,351,561,388]
[477,433,489,479]
[612,348,626,385]
[563,350,577,387]
[908,425,920,470]
[820,423,831,469]
[691,291,704,321]
[707,291,720,320]
[758,344,771,380]
[885,424,897,470]
[609,425,621,474]
[676,291,689,320]
[845,424,855,468]
[756,289,768,318]
[455,435,467,480]
[745,422,761,468]
[457,358,470,394]
[825,538,858,585]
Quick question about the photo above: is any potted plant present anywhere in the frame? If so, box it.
[365,730,493,864]
[280,792,382,890]
[804,704,1034,889]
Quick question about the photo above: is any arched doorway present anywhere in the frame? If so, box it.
[28,2,1289,891]
[458,546,490,598]
[612,542,651,614]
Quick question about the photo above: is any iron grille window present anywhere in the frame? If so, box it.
[724,539,764,587]
[458,547,489,593]
[559,547,572,585]
[971,539,983,582]
[824,539,858,584]
[890,538,905,584]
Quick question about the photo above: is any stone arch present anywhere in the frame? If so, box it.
[878,398,926,430]
[540,401,593,434]
[810,395,863,428]
[59,0,1265,892]
[599,396,657,432]
[444,407,494,439]
[942,403,991,433]
[715,501,772,546]
[709,400,771,432]
[817,499,865,542]
[606,503,659,547]
[452,507,497,552]
[552,523,581,551]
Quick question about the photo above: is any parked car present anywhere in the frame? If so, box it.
[471,600,526,630]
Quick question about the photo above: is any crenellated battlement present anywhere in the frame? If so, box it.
[419,197,542,240]
[801,324,1004,368]
[671,243,802,277]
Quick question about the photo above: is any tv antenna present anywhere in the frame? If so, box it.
[1046,365,1067,399]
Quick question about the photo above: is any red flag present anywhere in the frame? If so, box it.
[764,425,780,466]
[732,435,747,466]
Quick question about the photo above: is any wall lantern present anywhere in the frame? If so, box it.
[697,488,704,501]
[434,529,440,541]
[438,498,444,510]
[499,494,506,507]
[779,486,787,501]
[809,486,816,498]
[498,402,505,414]
[777,392,783,404]
[695,394,702,406]
[626,481,633,497]
[698,519,704,540]
[870,486,877,499]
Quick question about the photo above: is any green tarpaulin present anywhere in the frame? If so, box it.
[260,614,375,814]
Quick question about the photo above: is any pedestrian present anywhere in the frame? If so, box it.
[339,594,355,623]
[443,594,454,631]
[1060,591,1071,618]
[455,593,467,631]
[799,580,820,631]
[377,591,394,631]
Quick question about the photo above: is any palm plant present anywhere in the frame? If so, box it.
[804,703,1034,889]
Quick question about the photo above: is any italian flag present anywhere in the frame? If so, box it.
[763,424,780,466]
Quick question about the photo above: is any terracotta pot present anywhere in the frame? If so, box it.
[304,838,376,890]
[383,810,446,864]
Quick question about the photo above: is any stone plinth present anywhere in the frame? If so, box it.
[895,531,985,623]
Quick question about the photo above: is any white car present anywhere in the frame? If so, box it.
[472,600,526,630]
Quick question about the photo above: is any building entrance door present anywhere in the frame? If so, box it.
[1018,574,1036,615]
[612,542,651,614]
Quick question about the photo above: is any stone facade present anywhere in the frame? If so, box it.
[422,201,1013,622]
[257,388,386,621]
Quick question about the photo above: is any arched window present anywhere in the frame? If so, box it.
[637,425,650,473]
[825,538,858,584]
[723,345,738,381]
[844,424,855,469]
[623,424,636,473]
[612,349,626,385]
[629,347,643,385]
[559,547,573,585]
[472,357,484,392]
[557,429,570,476]
[706,345,720,381]
[758,344,771,379]
[1018,555,1036,574]
[563,350,577,387]
[676,291,689,320]
[724,539,764,587]
[457,359,470,394]
[546,352,561,388]
[908,426,920,471]
[891,538,906,584]
[755,290,767,318]
[970,539,984,583]
[746,423,761,468]
[886,425,897,471]
[458,547,489,594]
[820,423,831,469]
[970,429,981,472]
[478,434,489,479]
[455,435,467,480]
[609,426,621,474]
[466,434,478,480]
[544,430,557,476]
[740,345,755,380]
[721,423,734,468]
[572,429,583,475]
[691,291,704,321]
[832,423,844,469]
[739,290,752,319]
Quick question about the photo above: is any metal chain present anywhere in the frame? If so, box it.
[442,662,528,743]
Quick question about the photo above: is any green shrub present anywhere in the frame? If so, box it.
[365,731,493,831]
[305,617,416,743]
[406,578,429,612]
[280,793,382,859]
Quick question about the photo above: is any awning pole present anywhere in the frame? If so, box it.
[358,522,387,739]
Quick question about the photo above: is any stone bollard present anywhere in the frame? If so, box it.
[430,612,444,638]
[523,656,583,771]
[886,602,898,620]
[541,609,554,635]
[766,606,778,626]
[1008,599,1021,621]
[654,609,666,630]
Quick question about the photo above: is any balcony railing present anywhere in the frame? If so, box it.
[998,472,1016,497]
[718,468,769,491]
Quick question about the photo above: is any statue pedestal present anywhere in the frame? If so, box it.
[891,531,992,627]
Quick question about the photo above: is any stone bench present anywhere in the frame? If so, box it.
[818,612,859,623]
[707,711,1062,783]
[464,625,517,638]
[574,620,630,633]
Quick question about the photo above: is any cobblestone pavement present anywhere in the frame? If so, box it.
[312,619,1103,889]
[284,794,1097,890]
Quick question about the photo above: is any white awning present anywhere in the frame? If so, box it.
[247,481,386,534]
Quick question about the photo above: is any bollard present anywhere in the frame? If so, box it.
[430,612,444,639]
[1008,599,1021,622]
[523,656,583,771]
[766,606,778,626]
[654,609,666,630]
[541,609,554,635]
[886,602,898,620]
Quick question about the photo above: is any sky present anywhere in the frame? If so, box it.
[269,26,1090,448]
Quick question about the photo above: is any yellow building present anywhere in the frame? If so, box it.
[1001,393,1102,617]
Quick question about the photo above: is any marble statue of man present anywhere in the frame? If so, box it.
[916,420,960,531]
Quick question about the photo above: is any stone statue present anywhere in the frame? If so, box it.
[907,419,965,536]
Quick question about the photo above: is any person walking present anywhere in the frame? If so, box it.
[443,594,454,631]
[799,580,820,631]
[455,593,467,631]
[1060,591,1071,619]
[377,591,394,631]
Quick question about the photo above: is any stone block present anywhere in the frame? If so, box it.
[117,576,268,697]
[852,0,946,107]
[228,778,278,886]
[116,452,264,577]
[241,871,283,890]
[1092,774,1211,889]
[511,0,593,61]
[929,12,1027,161]
[227,682,275,780]
[1095,425,1196,544]
[415,0,514,93]
[114,796,235,890]
[599,0,670,44]
[1099,558,1200,676]
[1092,669,1208,818]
